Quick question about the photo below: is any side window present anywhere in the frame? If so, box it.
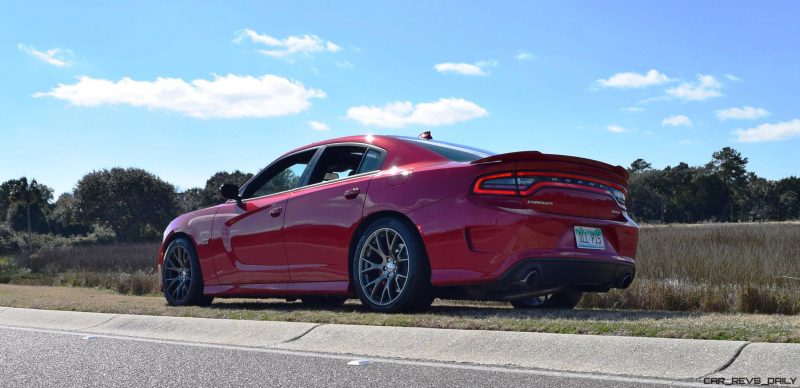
[307,145,368,185]
[357,149,384,174]
[242,149,315,199]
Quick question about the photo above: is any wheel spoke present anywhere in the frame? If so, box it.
[367,241,387,261]
[364,274,383,289]
[388,232,398,253]
[384,230,393,257]
[369,275,384,298]
[165,279,179,292]
[360,261,382,273]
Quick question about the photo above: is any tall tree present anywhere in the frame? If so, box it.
[74,168,178,242]
[194,170,253,209]
[5,177,53,250]
[628,158,653,174]
[49,193,91,236]
[707,147,749,221]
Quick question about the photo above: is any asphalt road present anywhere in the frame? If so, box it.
[0,327,705,388]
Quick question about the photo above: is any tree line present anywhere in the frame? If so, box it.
[0,169,252,246]
[0,147,798,246]
[627,147,799,223]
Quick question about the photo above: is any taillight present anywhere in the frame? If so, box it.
[472,171,627,204]
[472,172,517,195]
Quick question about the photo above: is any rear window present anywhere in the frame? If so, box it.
[404,139,493,162]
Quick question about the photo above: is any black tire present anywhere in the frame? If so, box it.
[300,296,347,308]
[510,290,583,309]
[162,238,213,306]
[351,217,434,313]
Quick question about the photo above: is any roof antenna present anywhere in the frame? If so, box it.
[418,131,433,140]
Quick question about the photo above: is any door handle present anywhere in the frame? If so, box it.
[269,207,283,217]
[344,187,360,199]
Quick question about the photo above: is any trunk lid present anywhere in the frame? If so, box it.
[471,152,628,220]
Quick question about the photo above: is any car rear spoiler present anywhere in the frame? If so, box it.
[471,151,629,181]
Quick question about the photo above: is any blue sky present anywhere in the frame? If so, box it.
[1,1,798,195]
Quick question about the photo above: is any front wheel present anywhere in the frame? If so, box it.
[510,290,583,309]
[162,238,213,306]
[351,217,434,313]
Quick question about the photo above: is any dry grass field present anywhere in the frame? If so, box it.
[582,222,800,314]
[2,222,799,314]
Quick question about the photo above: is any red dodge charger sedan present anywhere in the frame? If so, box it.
[159,134,639,312]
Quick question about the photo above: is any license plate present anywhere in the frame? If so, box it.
[574,226,605,250]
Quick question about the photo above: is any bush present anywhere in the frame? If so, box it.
[0,223,23,254]
[28,243,157,274]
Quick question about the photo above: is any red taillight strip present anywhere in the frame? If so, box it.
[517,171,627,193]
[472,172,517,195]
[520,181,610,197]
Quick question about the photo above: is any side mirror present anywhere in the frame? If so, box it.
[219,183,241,202]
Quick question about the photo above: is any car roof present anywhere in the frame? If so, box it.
[280,134,493,161]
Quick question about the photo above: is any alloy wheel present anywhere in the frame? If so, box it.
[357,227,410,306]
[163,244,192,302]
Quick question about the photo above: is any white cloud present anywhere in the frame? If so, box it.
[621,106,645,113]
[346,98,488,128]
[725,74,741,82]
[335,60,354,69]
[309,120,330,131]
[434,60,497,76]
[35,74,325,119]
[662,115,693,127]
[666,74,722,101]
[596,69,671,89]
[606,124,630,133]
[515,50,535,61]
[733,119,800,143]
[234,29,341,59]
[18,44,74,67]
[716,106,769,121]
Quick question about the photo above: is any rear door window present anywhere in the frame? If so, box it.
[357,148,384,174]
[307,145,369,185]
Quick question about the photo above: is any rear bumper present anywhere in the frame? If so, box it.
[408,191,639,288]
[437,257,635,301]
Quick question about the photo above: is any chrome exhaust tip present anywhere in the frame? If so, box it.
[523,270,540,289]
[616,273,634,289]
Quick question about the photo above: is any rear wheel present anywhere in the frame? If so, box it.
[162,238,213,306]
[510,290,583,309]
[352,217,433,313]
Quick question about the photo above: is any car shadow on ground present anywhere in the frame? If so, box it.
[205,298,698,321]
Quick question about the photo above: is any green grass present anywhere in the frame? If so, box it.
[1,284,798,342]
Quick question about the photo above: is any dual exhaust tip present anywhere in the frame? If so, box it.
[521,270,634,290]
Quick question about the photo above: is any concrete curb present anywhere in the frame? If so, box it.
[712,343,800,380]
[1,307,797,380]
[273,323,745,379]
[0,307,117,330]
[89,314,319,347]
